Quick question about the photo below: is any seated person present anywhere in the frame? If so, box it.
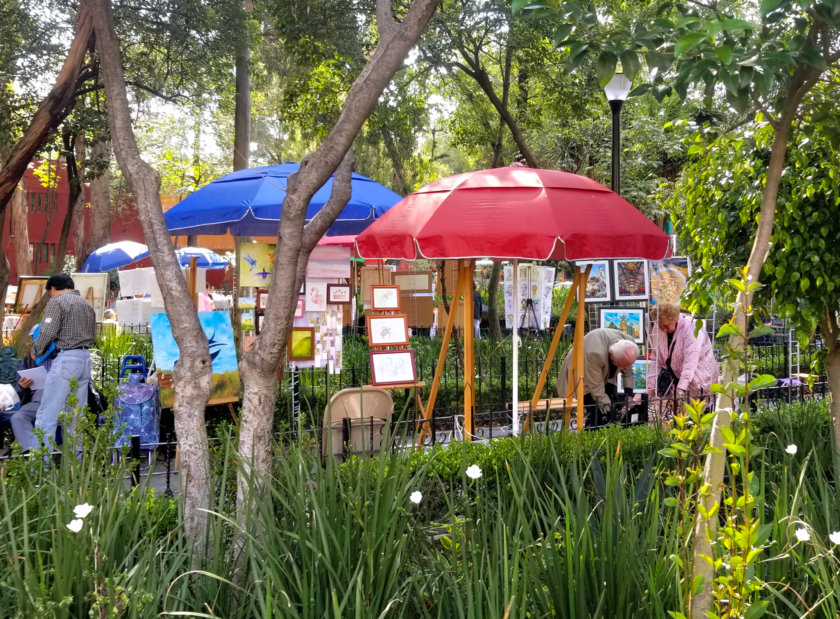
[10,348,53,453]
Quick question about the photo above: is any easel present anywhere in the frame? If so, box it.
[519,297,541,334]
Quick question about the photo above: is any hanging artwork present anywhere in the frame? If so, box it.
[631,359,649,393]
[294,296,305,318]
[239,242,275,287]
[327,283,352,305]
[289,327,316,361]
[649,257,691,305]
[305,280,328,312]
[613,260,650,301]
[600,308,645,343]
[576,261,611,303]
[369,349,417,386]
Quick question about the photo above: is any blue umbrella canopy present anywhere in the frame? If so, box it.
[175,247,228,269]
[164,163,403,237]
[81,241,149,272]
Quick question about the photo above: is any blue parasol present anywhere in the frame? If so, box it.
[175,247,228,270]
[163,162,402,237]
[81,241,149,272]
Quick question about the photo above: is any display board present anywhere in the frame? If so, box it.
[503,264,555,330]
[71,272,109,321]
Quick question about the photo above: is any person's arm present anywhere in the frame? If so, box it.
[15,359,32,398]
[33,299,61,357]
[621,364,635,394]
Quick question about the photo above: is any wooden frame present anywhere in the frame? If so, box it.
[576,261,611,303]
[289,326,316,361]
[294,296,305,318]
[613,259,650,301]
[600,307,645,343]
[14,276,49,313]
[369,349,417,386]
[366,314,410,347]
[305,280,328,312]
[370,285,401,311]
[256,288,268,310]
[327,283,352,305]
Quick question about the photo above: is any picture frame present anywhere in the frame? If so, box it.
[613,260,650,301]
[576,261,611,303]
[327,283,352,305]
[366,314,410,347]
[305,280,328,312]
[14,276,49,313]
[256,288,268,311]
[649,256,692,305]
[294,296,305,318]
[600,307,645,344]
[289,326,316,361]
[369,349,417,386]
[370,285,401,311]
[631,359,650,393]
[71,272,110,322]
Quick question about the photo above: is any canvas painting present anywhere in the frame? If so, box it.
[371,285,401,311]
[306,280,328,312]
[150,311,240,408]
[294,296,305,318]
[369,349,417,386]
[14,276,49,313]
[327,284,351,304]
[367,314,410,347]
[631,360,649,393]
[577,261,611,302]
[240,242,275,287]
[71,272,110,321]
[650,257,691,305]
[600,308,645,343]
[289,327,315,361]
[613,260,649,301]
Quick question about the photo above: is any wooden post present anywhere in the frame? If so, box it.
[462,260,475,439]
[522,271,580,433]
[573,264,588,430]
[416,264,469,446]
[188,256,198,306]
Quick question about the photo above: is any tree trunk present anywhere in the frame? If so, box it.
[72,133,87,268]
[84,139,112,266]
[486,261,502,341]
[236,0,439,518]
[10,184,31,276]
[233,1,250,172]
[381,126,411,195]
[690,59,821,618]
[819,314,840,483]
[90,0,214,550]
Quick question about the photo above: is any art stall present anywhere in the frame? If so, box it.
[116,266,207,327]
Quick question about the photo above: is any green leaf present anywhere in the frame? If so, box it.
[719,19,754,32]
[552,24,574,46]
[565,42,590,72]
[748,374,777,391]
[692,573,705,595]
[664,497,680,507]
[511,0,531,13]
[716,45,733,65]
[745,600,769,619]
[646,50,672,72]
[749,325,774,339]
[595,50,618,86]
[760,0,785,16]
[674,32,708,57]
[752,523,774,547]
[717,323,741,338]
[620,50,641,81]
[801,46,828,70]
[720,426,736,444]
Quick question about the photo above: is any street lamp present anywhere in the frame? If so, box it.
[603,72,632,195]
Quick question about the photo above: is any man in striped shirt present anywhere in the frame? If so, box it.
[32,273,96,451]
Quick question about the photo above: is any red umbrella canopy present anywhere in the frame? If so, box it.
[355,166,670,261]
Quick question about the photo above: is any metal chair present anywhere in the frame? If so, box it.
[322,387,394,464]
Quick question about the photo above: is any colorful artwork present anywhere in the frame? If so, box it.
[327,284,351,304]
[613,260,650,301]
[370,349,417,386]
[577,261,611,303]
[239,242,275,287]
[650,257,691,305]
[600,308,645,343]
[306,280,328,312]
[631,359,649,393]
[150,311,240,408]
[289,327,315,361]
[294,296,305,318]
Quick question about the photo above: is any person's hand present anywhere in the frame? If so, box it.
[19,377,33,389]
[676,388,687,399]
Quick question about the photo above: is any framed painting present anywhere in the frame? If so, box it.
[366,314,410,347]
[631,359,649,393]
[327,283,352,305]
[576,261,611,303]
[613,260,649,301]
[305,280,328,312]
[14,276,49,313]
[600,307,645,343]
[369,349,417,386]
[294,296,305,318]
[289,326,316,361]
[71,272,109,321]
[649,256,691,305]
[370,285,401,311]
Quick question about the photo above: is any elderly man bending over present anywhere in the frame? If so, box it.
[556,328,638,427]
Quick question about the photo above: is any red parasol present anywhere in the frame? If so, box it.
[355,166,670,261]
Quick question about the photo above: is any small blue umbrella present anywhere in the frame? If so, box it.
[175,247,228,270]
[81,241,149,272]
[163,162,402,237]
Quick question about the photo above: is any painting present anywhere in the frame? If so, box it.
[289,326,315,361]
[650,256,691,305]
[576,261,611,303]
[371,285,401,311]
[14,276,49,313]
[631,359,649,393]
[613,260,649,301]
[327,283,352,305]
[71,272,110,322]
[294,296,305,318]
[150,311,240,408]
[366,314,410,347]
[369,349,417,386]
[600,308,645,343]
[239,242,275,287]
[305,280,328,312]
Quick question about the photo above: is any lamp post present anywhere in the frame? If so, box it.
[603,72,632,195]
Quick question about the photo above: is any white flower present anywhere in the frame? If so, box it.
[829,531,840,545]
[73,503,94,519]
[66,519,84,533]
[465,464,482,480]
[785,444,798,455]
[795,528,811,542]
[409,491,422,505]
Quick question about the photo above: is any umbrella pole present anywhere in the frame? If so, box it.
[512,260,520,435]
[416,264,469,446]
[463,260,475,439]
[522,269,580,434]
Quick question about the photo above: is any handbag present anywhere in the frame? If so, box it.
[656,336,678,396]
